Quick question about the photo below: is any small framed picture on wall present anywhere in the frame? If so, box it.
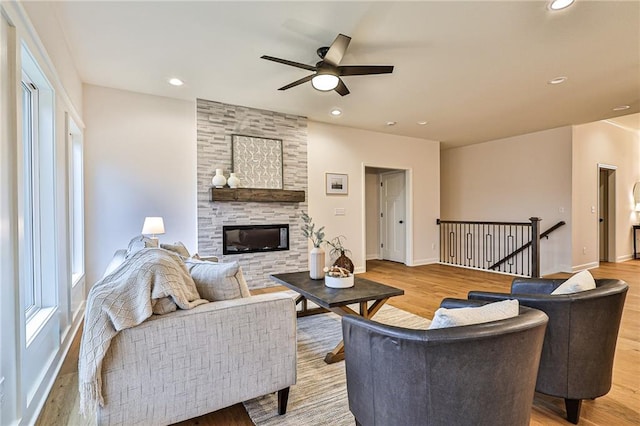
[326,173,348,195]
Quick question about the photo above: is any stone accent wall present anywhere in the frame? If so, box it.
[196,99,308,288]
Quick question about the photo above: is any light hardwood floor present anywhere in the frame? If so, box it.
[37,260,640,425]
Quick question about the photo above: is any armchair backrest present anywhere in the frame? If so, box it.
[342,306,548,426]
[508,278,628,399]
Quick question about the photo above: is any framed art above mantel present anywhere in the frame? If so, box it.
[231,134,283,189]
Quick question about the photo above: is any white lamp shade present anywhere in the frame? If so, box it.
[141,217,165,235]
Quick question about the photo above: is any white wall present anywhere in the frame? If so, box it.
[441,127,573,274]
[572,120,640,268]
[83,85,197,286]
[308,121,440,271]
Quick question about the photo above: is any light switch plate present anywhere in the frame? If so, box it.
[335,208,346,216]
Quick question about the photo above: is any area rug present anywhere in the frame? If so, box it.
[243,304,430,426]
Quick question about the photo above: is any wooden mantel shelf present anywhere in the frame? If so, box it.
[210,187,306,203]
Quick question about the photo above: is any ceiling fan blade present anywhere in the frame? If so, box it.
[334,78,350,96]
[261,55,317,72]
[338,65,394,76]
[278,74,314,91]
[323,34,351,66]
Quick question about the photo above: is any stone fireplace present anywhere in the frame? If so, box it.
[196,99,308,288]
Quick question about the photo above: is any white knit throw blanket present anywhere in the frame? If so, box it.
[78,248,208,417]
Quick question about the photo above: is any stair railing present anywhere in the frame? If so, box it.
[436,217,564,278]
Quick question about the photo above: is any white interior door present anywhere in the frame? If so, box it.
[380,171,406,263]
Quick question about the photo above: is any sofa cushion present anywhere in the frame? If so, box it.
[551,269,596,295]
[184,259,251,301]
[160,241,191,258]
[428,299,519,329]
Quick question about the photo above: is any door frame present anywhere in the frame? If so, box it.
[597,163,617,263]
[361,163,413,270]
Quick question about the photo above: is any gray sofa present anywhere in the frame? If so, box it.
[95,250,297,425]
[342,298,549,426]
[469,277,628,424]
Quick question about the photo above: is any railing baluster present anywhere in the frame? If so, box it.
[436,218,563,278]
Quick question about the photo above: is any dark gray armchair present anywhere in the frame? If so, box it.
[469,278,628,424]
[342,299,548,426]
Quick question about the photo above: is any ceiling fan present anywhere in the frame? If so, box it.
[261,33,394,96]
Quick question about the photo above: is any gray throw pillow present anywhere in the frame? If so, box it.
[160,241,191,258]
[126,235,155,258]
[184,259,250,301]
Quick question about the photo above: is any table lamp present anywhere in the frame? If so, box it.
[141,216,165,247]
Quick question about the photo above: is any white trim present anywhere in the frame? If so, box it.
[597,163,618,170]
[2,2,84,128]
[571,261,599,272]
[438,262,527,277]
[616,254,633,262]
[411,257,439,266]
[366,253,380,260]
[20,311,84,426]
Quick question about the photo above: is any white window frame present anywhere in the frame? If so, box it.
[68,116,84,286]
[21,72,42,321]
[20,44,57,344]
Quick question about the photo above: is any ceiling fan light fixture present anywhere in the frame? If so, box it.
[311,74,339,91]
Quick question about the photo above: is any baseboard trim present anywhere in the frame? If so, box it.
[366,253,380,260]
[572,261,599,272]
[410,258,439,267]
[26,307,85,426]
[616,254,633,262]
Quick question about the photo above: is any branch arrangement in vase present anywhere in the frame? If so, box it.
[301,211,325,248]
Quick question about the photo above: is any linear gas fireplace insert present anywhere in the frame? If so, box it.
[223,224,289,255]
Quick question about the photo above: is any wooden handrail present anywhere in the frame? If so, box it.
[488,221,566,271]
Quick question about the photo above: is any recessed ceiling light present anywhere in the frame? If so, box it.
[386,121,397,126]
[547,76,568,85]
[330,108,342,117]
[168,78,184,86]
[612,105,630,111]
[417,121,428,125]
[549,0,575,11]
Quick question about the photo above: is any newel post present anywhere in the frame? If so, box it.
[530,217,541,278]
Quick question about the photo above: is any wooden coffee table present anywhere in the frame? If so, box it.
[270,271,404,364]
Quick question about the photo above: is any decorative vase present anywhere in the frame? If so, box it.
[227,172,240,188]
[333,250,354,273]
[212,168,227,188]
[309,246,325,280]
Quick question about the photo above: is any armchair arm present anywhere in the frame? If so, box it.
[511,278,564,295]
[439,297,493,309]
[468,290,513,303]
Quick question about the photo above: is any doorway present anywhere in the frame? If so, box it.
[598,165,616,263]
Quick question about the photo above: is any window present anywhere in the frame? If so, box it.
[21,74,41,319]
[20,45,57,338]
[68,116,84,285]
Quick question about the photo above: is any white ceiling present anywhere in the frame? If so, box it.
[47,1,640,149]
